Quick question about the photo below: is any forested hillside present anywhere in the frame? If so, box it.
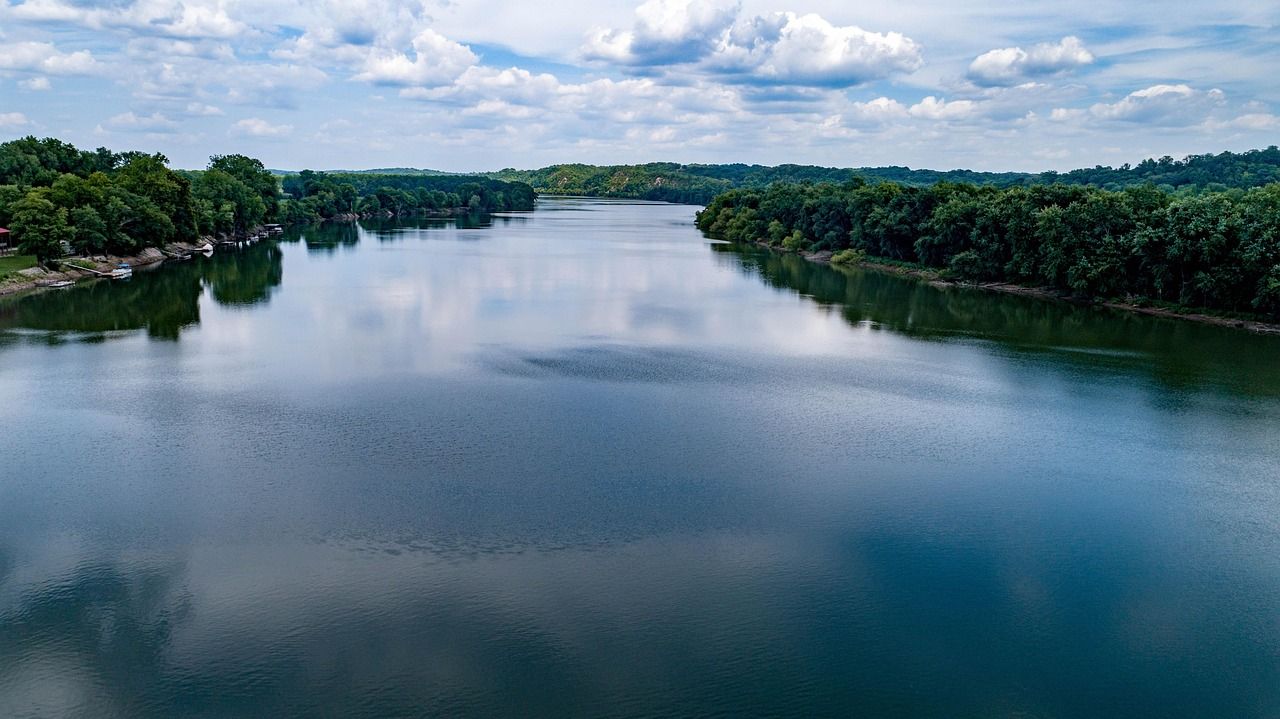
[494,147,1280,204]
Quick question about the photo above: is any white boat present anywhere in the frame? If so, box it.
[111,263,133,279]
[47,280,74,289]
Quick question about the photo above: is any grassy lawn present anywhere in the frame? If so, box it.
[0,254,38,279]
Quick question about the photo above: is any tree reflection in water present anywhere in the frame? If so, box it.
[0,241,283,340]
[711,242,1280,398]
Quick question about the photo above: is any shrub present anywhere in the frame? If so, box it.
[831,248,866,266]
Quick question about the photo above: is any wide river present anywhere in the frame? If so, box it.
[1,198,1278,717]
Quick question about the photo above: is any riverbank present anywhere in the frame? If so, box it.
[0,240,221,298]
[784,244,1280,335]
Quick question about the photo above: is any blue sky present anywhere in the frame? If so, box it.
[1,0,1277,172]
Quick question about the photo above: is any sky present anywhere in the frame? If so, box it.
[0,0,1277,172]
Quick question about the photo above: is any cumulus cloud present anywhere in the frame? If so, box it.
[101,111,179,132]
[8,0,246,39]
[0,42,98,75]
[584,0,739,65]
[1088,84,1225,124]
[1,0,1276,172]
[125,37,236,61]
[230,117,294,138]
[841,97,909,125]
[968,36,1094,86]
[1048,107,1086,122]
[909,96,978,121]
[710,13,923,87]
[400,67,743,149]
[353,29,477,87]
[1220,113,1280,130]
[584,1,922,87]
[0,112,31,128]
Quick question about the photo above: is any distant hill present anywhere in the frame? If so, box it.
[268,146,1280,205]
[487,147,1280,204]
[273,167,453,176]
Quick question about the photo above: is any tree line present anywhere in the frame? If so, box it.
[696,179,1280,319]
[279,170,535,223]
[0,137,282,262]
[496,147,1280,205]
[0,137,538,263]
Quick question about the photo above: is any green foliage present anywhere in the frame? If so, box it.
[277,170,534,223]
[697,178,1280,320]
[0,136,123,187]
[10,191,73,262]
[830,248,865,266]
[0,137,278,256]
[493,146,1280,204]
[192,169,266,235]
[114,154,197,243]
[209,154,279,221]
[0,184,27,227]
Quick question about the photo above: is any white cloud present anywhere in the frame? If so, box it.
[102,111,179,132]
[1204,113,1280,131]
[0,0,1275,173]
[230,117,294,138]
[710,13,923,87]
[0,112,31,128]
[584,3,922,87]
[842,97,909,125]
[584,0,739,65]
[353,29,477,87]
[1088,84,1225,124]
[1049,107,1086,122]
[186,102,225,116]
[909,96,979,121]
[969,36,1094,86]
[8,0,246,39]
[0,41,98,75]
[125,37,236,61]
[224,63,328,109]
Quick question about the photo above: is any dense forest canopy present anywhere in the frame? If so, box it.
[0,137,536,262]
[279,170,535,223]
[494,147,1280,204]
[696,178,1280,320]
[0,136,269,261]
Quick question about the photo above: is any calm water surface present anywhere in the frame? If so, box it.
[1,198,1278,717]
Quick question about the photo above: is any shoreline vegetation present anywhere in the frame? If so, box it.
[5,134,1280,334]
[0,136,536,296]
[697,177,1280,334]
[784,246,1280,335]
[491,147,1280,205]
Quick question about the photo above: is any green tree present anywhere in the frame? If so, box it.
[209,154,279,220]
[10,191,73,263]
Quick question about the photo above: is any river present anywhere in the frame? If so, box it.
[1,197,1277,717]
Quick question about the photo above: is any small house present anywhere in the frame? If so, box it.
[0,227,11,255]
